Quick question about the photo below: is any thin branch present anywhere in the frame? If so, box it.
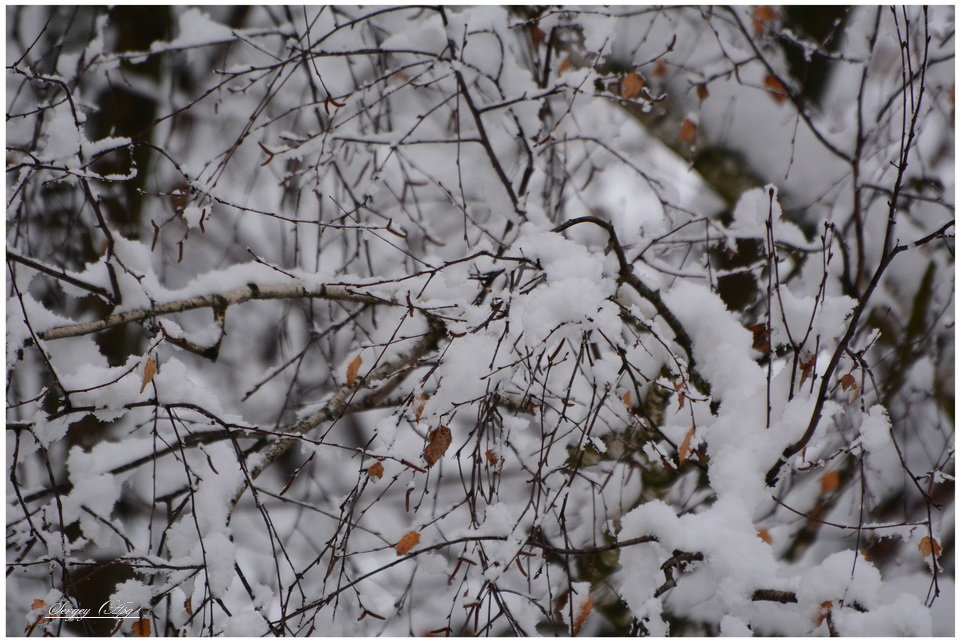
[552,216,711,396]
[36,282,392,341]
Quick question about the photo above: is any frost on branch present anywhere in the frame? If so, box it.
[7,5,954,637]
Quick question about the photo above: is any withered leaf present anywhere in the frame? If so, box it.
[678,427,696,464]
[557,57,571,75]
[820,470,841,495]
[678,118,697,143]
[621,391,632,410]
[840,372,860,404]
[749,322,771,354]
[622,72,645,99]
[696,83,710,101]
[814,601,833,627]
[799,352,816,387]
[531,26,546,46]
[396,530,421,555]
[752,6,777,34]
[571,594,593,636]
[140,356,157,394]
[919,536,942,559]
[367,461,384,481]
[764,74,788,104]
[346,354,363,386]
[413,395,426,422]
[423,426,452,467]
[839,372,857,391]
[131,618,151,637]
[756,528,773,544]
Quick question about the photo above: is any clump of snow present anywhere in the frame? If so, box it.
[728,186,810,249]
[720,614,752,636]
[154,8,234,51]
[833,591,932,636]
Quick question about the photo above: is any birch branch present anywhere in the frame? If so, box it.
[229,321,444,510]
[36,282,390,341]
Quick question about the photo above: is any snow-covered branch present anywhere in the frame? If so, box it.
[7,5,952,637]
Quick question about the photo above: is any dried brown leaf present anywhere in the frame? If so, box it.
[679,118,697,143]
[653,59,667,77]
[367,461,384,481]
[621,391,632,410]
[820,470,841,495]
[572,594,593,636]
[814,601,833,627]
[799,352,816,387]
[696,83,710,101]
[31,599,46,611]
[839,372,860,403]
[558,57,571,75]
[622,72,645,99]
[184,596,193,617]
[749,322,771,354]
[423,426,452,467]
[531,26,546,46]
[396,530,421,555]
[839,372,857,391]
[678,427,696,464]
[919,536,942,559]
[752,6,777,34]
[764,74,788,104]
[756,528,773,544]
[132,618,151,637]
[413,395,426,422]
[484,449,498,467]
[346,354,363,386]
[140,357,157,394]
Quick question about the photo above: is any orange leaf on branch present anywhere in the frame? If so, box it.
[346,354,363,386]
[132,618,151,637]
[748,322,771,353]
[678,427,696,464]
[839,372,860,404]
[622,72,645,99]
[531,26,546,46]
[413,395,426,422]
[799,352,816,387]
[140,356,157,394]
[752,6,777,34]
[764,74,788,104]
[571,594,593,636]
[820,470,841,495]
[918,536,942,559]
[423,426,452,467]
[814,601,833,627]
[396,531,421,555]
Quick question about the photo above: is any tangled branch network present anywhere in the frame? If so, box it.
[7,5,954,636]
